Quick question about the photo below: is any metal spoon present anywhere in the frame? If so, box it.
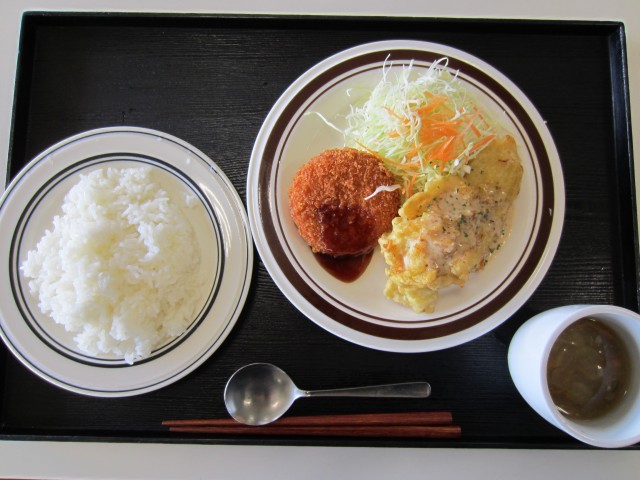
[223,363,431,426]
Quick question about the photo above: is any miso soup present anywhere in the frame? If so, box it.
[547,317,631,420]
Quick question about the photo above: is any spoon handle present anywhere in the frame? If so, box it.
[304,381,431,398]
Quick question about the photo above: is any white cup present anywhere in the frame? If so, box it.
[508,304,640,448]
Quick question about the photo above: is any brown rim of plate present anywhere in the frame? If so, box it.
[258,48,555,341]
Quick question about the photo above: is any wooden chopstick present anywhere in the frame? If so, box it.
[167,424,461,438]
[163,412,460,438]
[163,411,453,427]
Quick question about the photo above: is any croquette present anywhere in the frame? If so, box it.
[288,147,400,256]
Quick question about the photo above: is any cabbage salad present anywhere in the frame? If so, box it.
[341,58,498,199]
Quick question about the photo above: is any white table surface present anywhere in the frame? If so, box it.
[1,1,640,479]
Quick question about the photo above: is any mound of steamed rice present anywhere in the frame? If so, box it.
[20,166,203,364]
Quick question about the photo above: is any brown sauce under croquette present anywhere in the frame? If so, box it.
[288,148,400,280]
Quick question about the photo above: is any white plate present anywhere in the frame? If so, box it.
[248,40,564,352]
[0,127,253,396]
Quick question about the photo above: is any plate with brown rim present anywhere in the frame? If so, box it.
[247,40,564,352]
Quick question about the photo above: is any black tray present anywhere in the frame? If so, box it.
[1,12,637,450]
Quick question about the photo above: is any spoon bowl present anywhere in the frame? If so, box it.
[224,363,431,425]
[224,363,299,426]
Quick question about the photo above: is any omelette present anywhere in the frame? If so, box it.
[378,135,523,313]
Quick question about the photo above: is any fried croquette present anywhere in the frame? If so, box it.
[289,147,400,256]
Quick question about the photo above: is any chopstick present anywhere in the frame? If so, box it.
[163,411,460,439]
[163,411,452,427]
[167,424,461,438]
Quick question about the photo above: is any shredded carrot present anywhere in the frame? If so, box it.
[475,110,491,129]
[386,158,422,170]
[469,123,482,137]
[406,174,417,198]
[467,134,496,155]
[405,142,425,160]
[355,140,420,170]
[355,141,389,160]
[384,107,409,124]
[435,136,457,160]
[416,95,449,116]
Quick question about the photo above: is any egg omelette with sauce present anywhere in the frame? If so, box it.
[378,135,523,313]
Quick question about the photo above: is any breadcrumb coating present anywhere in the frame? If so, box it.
[289,147,400,256]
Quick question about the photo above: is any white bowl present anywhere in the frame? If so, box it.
[508,305,640,448]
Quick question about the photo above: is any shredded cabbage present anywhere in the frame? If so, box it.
[364,184,402,200]
[341,58,498,198]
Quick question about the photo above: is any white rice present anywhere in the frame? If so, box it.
[21,166,203,364]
